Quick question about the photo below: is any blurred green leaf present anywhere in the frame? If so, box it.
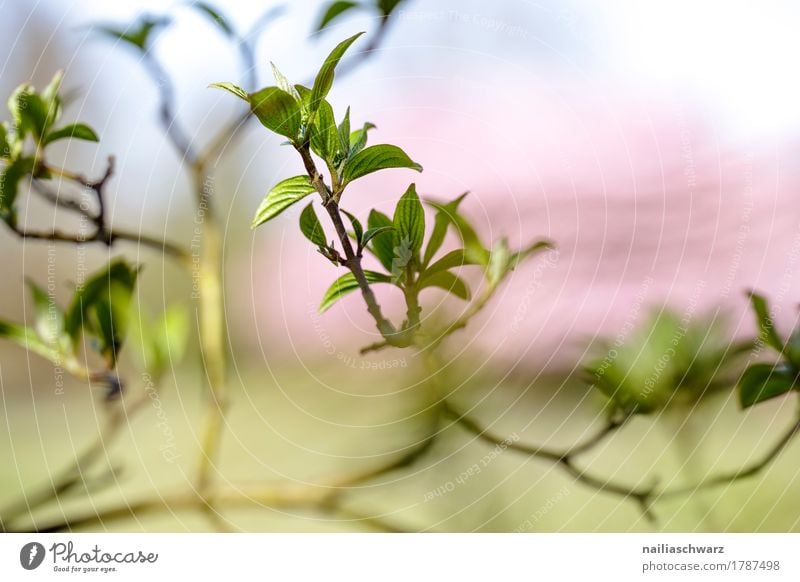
[419,270,470,301]
[392,184,425,257]
[0,122,10,158]
[309,32,364,117]
[249,86,303,140]
[94,16,171,51]
[0,156,35,226]
[320,270,391,312]
[486,239,512,287]
[422,249,475,278]
[377,0,404,16]
[739,363,797,408]
[64,258,140,367]
[317,1,361,31]
[26,279,64,347]
[366,210,395,271]
[748,291,784,352]
[252,175,315,228]
[342,144,422,185]
[189,2,235,37]
[96,17,171,51]
[131,305,188,379]
[510,240,554,269]
[299,202,327,247]
[44,123,99,146]
[0,319,61,366]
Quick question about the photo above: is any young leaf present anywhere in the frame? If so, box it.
[361,225,394,249]
[342,144,422,185]
[64,259,140,366]
[26,279,65,346]
[393,184,425,256]
[309,32,365,116]
[310,99,339,162]
[316,1,360,31]
[249,86,302,140]
[423,192,468,266]
[341,208,363,244]
[299,202,327,247]
[8,84,50,140]
[44,123,99,146]
[209,81,249,102]
[319,270,391,312]
[349,122,376,156]
[366,210,395,270]
[252,175,315,228]
[419,270,471,301]
[190,2,235,37]
[270,63,301,100]
[486,239,512,287]
[739,362,798,408]
[510,239,554,269]
[748,291,784,352]
[0,122,10,158]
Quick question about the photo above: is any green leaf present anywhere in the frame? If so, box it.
[426,196,489,266]
[130,305,188,379]
[252,175,315,228]
[361,225,394,249]
[349,122,376,156]
[94,17,171,51]
[341,208,363,244]
[26,279,64,346]
[309,32,365,116]
[249,86,303,140]
[419,270,471,301]
[422,249,475,279]
[739,363,798,408]
[510,240,554,269]
[0,122,10,158]
[209,81,249,102]
[393,184,425,256]
[423,192,468,266]
[317,1,361,31]
[338,106,351,156]
[310,99,339,162]
[64,258,140,366]
[0,319,60,365]
[0,157,35,226]
[486,239,512,287]
[270,63,301,100]
[748,291,784,352]
[366,210,395,271]
[299,202,327,247]
[8,84,51,141]
[190,2,235,37]
[377,0,404,16]
[44,123,99,146]
[319,270,391,312]
[342,144,422,185]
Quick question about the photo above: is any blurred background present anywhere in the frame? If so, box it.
[1,0,799,532]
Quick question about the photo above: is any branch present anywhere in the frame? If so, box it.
[657,417,800,500]
[443,402,658,520]
[295,143,397,339]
